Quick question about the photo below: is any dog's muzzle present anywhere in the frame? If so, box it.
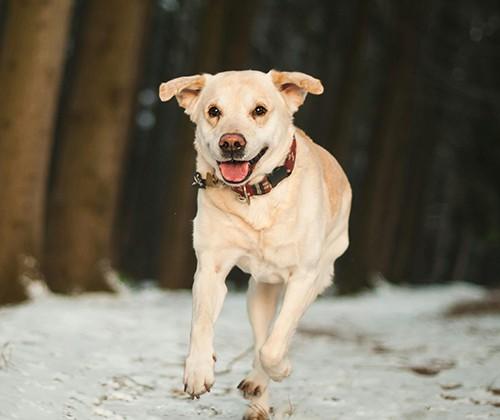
[217,146,268,184]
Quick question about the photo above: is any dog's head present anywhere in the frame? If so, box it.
[159,70,323,185]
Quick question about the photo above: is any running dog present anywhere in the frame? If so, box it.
[159,70,351,419]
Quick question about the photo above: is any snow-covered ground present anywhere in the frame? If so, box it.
[0,283,499,420]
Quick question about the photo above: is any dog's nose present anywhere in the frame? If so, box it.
[219,133,247,152]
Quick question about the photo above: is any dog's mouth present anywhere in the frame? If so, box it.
[217,147,268,184]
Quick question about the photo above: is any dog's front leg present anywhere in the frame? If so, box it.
[184,253,231,398]
[259,271,318,381]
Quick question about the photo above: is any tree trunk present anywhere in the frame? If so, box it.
[44,0,150,294]
[0,0,72,304]
[337,1,421,293]
[158,0,227,290]
[158,0,257,289]
[327,0,370,165]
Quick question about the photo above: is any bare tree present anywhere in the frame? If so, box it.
[158,0,259,289]
[340,1,422,292]
[44,0,150,293]
[0,0,72,304]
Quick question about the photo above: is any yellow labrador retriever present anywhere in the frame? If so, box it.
[159,70,351,419]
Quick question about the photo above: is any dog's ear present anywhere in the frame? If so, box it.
[269,70,324,113]
[159,74,207,114]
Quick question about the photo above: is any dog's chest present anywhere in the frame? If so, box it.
[202,182,302,283]
[236,212,299,283]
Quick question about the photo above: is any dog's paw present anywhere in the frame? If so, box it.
[259,346,292,382]
[237,369,268,399]
[183,353,216,399]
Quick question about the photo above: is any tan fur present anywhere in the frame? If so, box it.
[298,128,351,222]
[159,74,206,111]
[159,70,351,419]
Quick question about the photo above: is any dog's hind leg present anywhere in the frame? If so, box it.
[240,277,282,420]
[260,233,349,382]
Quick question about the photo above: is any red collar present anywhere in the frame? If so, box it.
[192,137,297,203]
[231,138,296,203]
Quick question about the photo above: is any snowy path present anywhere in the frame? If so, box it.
[1,284,499,419]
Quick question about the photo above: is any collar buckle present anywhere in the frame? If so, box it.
[192,172,206,189]
[237,185,250,204]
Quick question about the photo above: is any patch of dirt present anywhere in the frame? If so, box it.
[440,393,458,400]
[488,386,500,396]
[470,398,500,408]
[371,343,393,354]
[170,387,190,399]
[444,291,500,317]
[404,359,456,376]
[440,383,462,390]
[297,326,366,344]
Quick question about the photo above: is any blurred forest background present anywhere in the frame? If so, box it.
[0,0,499,305]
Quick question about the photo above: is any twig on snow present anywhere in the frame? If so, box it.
[0,342,12,369]
[216,346,253,375]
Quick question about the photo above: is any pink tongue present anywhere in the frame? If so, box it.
[219,161,250,183]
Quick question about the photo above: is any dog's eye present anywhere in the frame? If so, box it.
[253,106,267,117]
[208,106,221,118]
